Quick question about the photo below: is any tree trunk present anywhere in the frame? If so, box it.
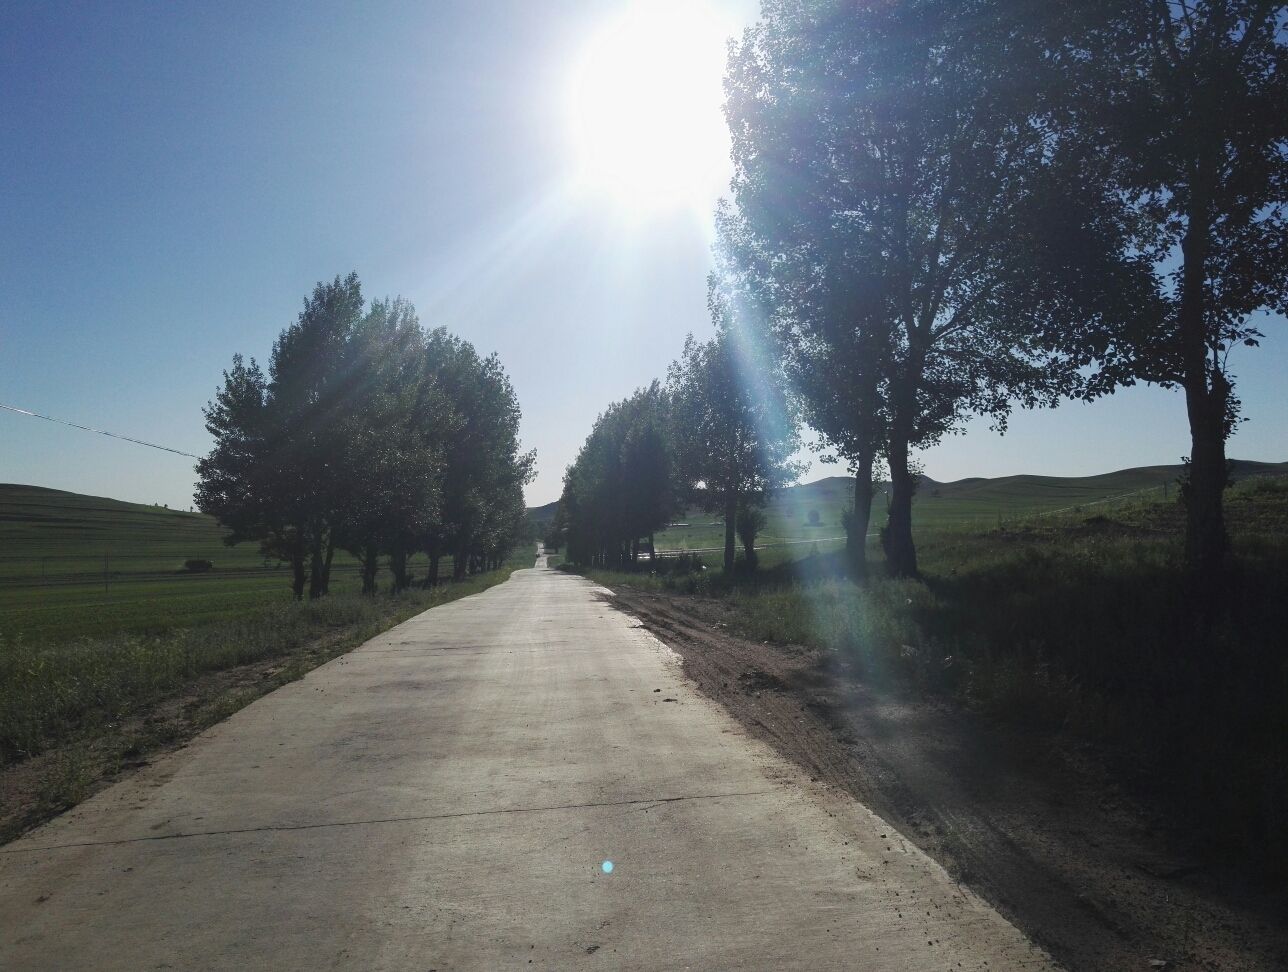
[648,531,655,565]
[320,536,335,596]
[361,542,379,595]
[1177,165,1228,596]
[291,545,306,601]
[738,516,758,570]
[1184,383,1229,592]
[848,454,875,579]
[427,551,441,588]
[884,373,919,578]
[453,541,468,581]
[307,530,325,599]
[723,494,737,573]
[390,545,408,592]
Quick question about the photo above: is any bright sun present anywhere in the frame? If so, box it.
[566,2,734,215]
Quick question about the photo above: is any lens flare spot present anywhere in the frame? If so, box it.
[601,860,614,874]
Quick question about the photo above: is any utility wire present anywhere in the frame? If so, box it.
[0,402,201,459]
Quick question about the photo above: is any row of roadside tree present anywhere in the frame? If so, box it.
[557,0,1287,603]
[551,318,802,573]
[196,273,535,598]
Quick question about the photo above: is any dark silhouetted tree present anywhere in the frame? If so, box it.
[557,384,677,568]
[723,0,1156,577]
[198,275,534,598]
[1044,1,1288,594]
[667,296,803,572]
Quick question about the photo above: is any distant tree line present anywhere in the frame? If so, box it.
[560,0,1286,606]
[552,302,803,573]
[196,273,535,599]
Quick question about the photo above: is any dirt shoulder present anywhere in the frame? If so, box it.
[606,585,1288,972]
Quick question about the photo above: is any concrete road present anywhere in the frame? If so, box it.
[0,565,1053,971]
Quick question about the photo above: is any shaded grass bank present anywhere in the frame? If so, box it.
[568,478,1288,873]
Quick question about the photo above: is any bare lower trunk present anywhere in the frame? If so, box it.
[1176,141,1229,612]
[1178,170,1228,597]
[723,494,737,573]
[307,530,325,600]
[885,455,917,578]
[848,454,875,579]
[320,537,334,596]
[648,531,655,565]
[390,546,409,592]
[1184,384,1229,596]
[884,371,918,578]
[291,547,306,601]
[737,517,758,570]
[360,542,379,595]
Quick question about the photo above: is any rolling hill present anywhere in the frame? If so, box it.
[530,459,1288,552]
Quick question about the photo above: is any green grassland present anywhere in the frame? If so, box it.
[576,471,1288,871]
[0,487,536,832]
[0,485,487,642]
[640,459,1288,557]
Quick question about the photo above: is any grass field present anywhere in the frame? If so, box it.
[573,471,1288,871]
[0,485,477,642]
[636,459,1288,558]
[0,487,536,837]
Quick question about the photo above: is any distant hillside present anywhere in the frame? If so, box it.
[528,459,1288,548]
[530,459,1287,518]
[798,459,1280,507]
[527,499,559,528]
[0,483,286,584]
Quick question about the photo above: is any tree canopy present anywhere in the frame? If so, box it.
[722,0,1165,577]
[197,274,535,598]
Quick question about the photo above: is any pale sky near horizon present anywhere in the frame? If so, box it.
[2,1,1285,510]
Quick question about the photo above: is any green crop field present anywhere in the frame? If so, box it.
[0,485,537,810]
[0,485,489,643]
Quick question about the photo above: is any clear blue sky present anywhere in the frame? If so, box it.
[2,1,1284,509]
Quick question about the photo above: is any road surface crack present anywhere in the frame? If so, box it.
[2,788,779,854]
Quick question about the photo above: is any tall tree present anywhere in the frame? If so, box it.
[618,383,677,563]
[724,0,1154,576]
[717,204,891,577]
[556,386,676,569]
[667,300,803,572]
[194,356,311,592]
[335,297,442,594]
[199,275,535,598]
[268,273,368,597]
[1049,1,1288,591]
[199,274,368,598]
[420,328,534,584]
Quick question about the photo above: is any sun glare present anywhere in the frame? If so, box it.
[566,2,734,216]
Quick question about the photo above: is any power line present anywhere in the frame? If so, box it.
[0,402,201,459]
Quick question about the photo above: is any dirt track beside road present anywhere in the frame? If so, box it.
[607,585,1288,972]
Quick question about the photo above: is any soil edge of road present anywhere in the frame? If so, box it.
[602,585,1288,972]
